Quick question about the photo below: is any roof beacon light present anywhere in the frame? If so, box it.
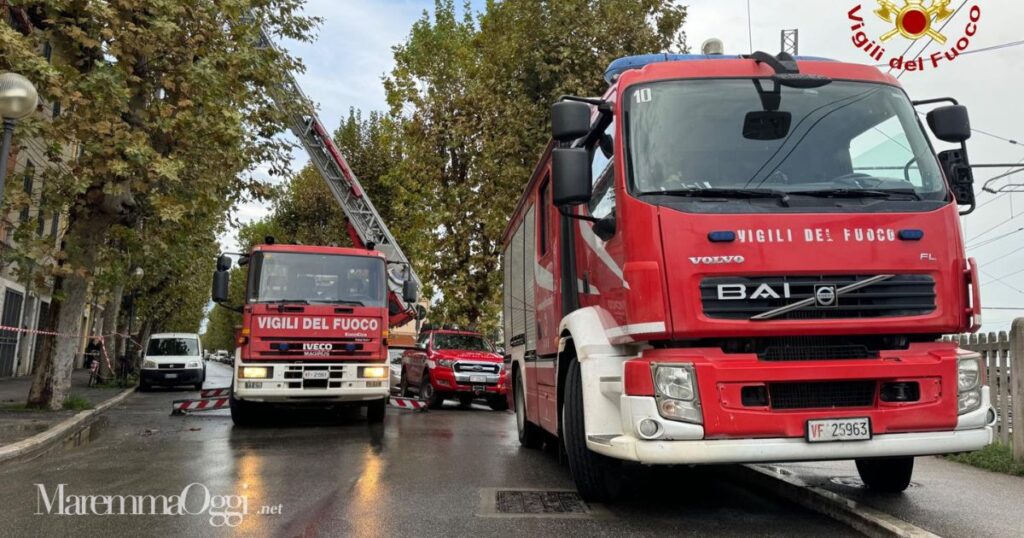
[701,38,725,55]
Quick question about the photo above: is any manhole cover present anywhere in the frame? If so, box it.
[478,488,607,519]
[496,490,588,514]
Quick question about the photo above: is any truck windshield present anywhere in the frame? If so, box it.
[432,334,493,352]
[249,252,386,307]
[624,79,946,201]
[147,338,199,357]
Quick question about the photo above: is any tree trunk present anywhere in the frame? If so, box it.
[47,273,90,410]
[101,283,123,378]
[15,295,37,376]
[135,318,153,369]
[26,276,62,408]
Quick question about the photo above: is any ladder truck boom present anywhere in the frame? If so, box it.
[257,27,420,327]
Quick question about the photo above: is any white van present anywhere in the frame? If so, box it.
[140,333,206,390]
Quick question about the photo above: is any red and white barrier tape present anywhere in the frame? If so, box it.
[172,397,229,413]
[200,388,230,398]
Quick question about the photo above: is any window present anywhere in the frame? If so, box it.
[589,119,616,219]
[50,213,59,238]
[146,338,200,357]
[849,116,923,187]
[538,177,549,256]
[20,162,34,224]
[43,41,53,63]
[249,252,386,307]
[432,333,493,352]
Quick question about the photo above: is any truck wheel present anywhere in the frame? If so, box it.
[515,371,543,448]
[855,457,914,492]
[366,398,387,423]
[420,371,445,409]
[230,394,260,427]
[488,395,508,411]
[563,358,622,502]
[458,394,474,408]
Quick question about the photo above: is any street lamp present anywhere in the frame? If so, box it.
[0,72,39,206]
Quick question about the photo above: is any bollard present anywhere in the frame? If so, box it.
[1012,318,1024,462]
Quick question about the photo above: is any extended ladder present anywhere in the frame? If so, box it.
[256,28,420,326]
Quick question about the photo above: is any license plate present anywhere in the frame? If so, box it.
[470,375,487,383]
[303,371,329,380]
[473,385,485,392]
[807,417,871,443]
[164,373,178,379]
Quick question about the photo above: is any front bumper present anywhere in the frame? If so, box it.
[234,362,389,403]
[593,390,994,464]
[141,368,202,386]
[431,367,507,395]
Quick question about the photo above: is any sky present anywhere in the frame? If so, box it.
[220,0,1024,332]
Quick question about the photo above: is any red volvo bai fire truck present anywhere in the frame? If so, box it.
[212,243,418,426]
[502,50,993,500]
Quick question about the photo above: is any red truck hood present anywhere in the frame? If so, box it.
[242,304,385,361]
[656,205,967,338]
[431,349,503,363]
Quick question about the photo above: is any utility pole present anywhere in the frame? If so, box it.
[781,29,799,56]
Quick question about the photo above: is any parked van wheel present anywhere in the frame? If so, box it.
[855,457,914,492]
[563,358,622,502]
[515,370,543,448]
[366,398,386,423]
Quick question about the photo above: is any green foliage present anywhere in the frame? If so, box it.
[62,395,93,411]
[946,443,1024,476]
[378,0,687,329]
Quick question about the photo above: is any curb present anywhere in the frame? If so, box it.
[0,386,136,466]
[736,464,940,538]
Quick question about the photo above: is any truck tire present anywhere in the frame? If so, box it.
[563,358,622,502]
[855,457,914,492]
[515,371,543,448]
[366,398,386,423]
[230,394,260,427]
[488,395,508,411]
[420,371,445,409]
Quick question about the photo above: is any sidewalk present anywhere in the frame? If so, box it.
[776,455,1024,538]
[0,369,124,446]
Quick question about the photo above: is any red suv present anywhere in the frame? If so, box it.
[400,328,508,410]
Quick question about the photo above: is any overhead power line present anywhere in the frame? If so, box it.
[894,0,970,80]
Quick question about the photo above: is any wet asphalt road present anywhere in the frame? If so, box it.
[0,361,858,537]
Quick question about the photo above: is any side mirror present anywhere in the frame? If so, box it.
[216,254,232,272]
[938,148,975,211]
[212,270,230,303]
[927,105,971,143]
[552,148,591,206]
[403,280,418,304]
[551,101,592,142]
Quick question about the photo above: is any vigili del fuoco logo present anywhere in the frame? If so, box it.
[848,0,981,73]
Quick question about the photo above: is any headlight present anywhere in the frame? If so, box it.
[655,366,696,401]
[958,389,982,414]
[437,359,455,368]
[360,366,386,379]
[240,367,270,379]
[187,361,201,369]
[142,360,157,369]
[957,355,981,392]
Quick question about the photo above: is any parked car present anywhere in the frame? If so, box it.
[215,350,231,364]
[400,328,508,410]
[140,333,206,390]
[388,345,415,395]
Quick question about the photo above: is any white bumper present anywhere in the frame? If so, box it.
[234,362,389,403]
[586,390,995,465]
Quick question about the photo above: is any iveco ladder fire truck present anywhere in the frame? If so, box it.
[211,28,421,426]
[502,48,992,500]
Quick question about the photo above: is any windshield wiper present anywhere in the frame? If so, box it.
[308,299,366,306]
[653,187,792,206]
[259,299,311,305]
[791,188,920,200]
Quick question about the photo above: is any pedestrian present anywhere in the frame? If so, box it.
[83,337,102,370]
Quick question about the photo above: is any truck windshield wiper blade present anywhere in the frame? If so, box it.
[309,299,365,306]
[653,187,792,205]
[790,188,920,200]
[260,299,311,305]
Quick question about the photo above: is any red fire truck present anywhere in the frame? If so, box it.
[212,244,418,425]
[502,49,993,500]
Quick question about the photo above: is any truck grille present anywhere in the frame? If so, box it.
[768,381,876,409]
[700,274,936,320]
[454,362,500,374]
